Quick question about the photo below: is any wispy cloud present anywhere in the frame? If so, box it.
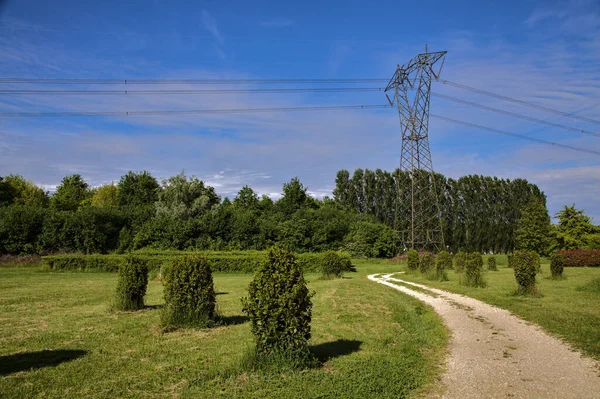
[260,19,294,28]
[201,10,223,45]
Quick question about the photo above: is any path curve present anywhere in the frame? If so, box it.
[369,273,600,399]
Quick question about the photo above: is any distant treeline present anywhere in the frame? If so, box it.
[0,169,559,257]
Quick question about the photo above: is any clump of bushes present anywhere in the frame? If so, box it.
[454,251,467,272]
[406,249,419,272]
[507,254,514,268]
[242,247,315,371]
[462,252,486,288]
[113,256,149,311]
[556,250,600,267]
[435,251,451,281]
[321,251,344,279]
[419,253,435,275]
[550,253,565,279]
[513,250,539,295]
[161,255,216,329]
[487,256,498,271]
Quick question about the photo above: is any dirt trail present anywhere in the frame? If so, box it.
[369,273,600,399]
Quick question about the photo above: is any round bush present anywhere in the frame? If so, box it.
[435,251,452,281]
[242,247,313,358]
[114,256,149,311]
[454,251,467,272]
[513,250,538,293]
[161,255,216,328]
[419,253,435,275]
[406,249,419,271]
[463,252,486,288]
[487,256,498,271]
[321,251,343,278]
[550,253,564,278]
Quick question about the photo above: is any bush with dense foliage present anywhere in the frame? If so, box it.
[556,250,600,267]
[114,257,149,311]
[513,250,539,294]
[419,253,435,275]
[435,251,451,281]
[454,251,467,272]
[161,255,216,328]
[487,256,498,271]
[507,254,514,268]
[550,253,565,278]
[321,250,344,278]
[242,248,314,368]
[462,252,486,288]
[406,249,419,271]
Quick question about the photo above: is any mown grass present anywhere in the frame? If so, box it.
[390,255,600,360]
[0,262,448,398]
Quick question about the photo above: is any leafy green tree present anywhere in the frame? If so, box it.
[553,205,596,250]
[277,177,308,216]
[332,170,351,207]
[0,176,10,206]
[2,174,48,208]
[233,186,259,210]
[0,205,45,254]
[515,198,552,256]
[155,172,220,219]
[51,174,89,211]
[91,183,119,209]
[117,171,159,207]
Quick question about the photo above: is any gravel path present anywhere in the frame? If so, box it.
[369,273,600,399]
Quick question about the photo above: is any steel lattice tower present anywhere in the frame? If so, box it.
[385,46,447,251]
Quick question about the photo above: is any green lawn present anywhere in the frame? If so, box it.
[390,256,600,360]
[0,262,447,399]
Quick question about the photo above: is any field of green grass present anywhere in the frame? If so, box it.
[391,255,600,360]
[0,261,448,399]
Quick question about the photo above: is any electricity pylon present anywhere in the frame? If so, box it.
[385,46,447,252]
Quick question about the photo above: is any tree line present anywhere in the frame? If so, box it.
[1,169,597,257]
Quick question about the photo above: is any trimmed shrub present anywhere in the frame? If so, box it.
[462,252,486,288]
[556,250,600,267]
[241,247,314,369]
[406,249,419,271]
[161,255,216,329]
[513,250,538,294]
[419,254,435,275]
[507,254,514,268]
[435,251,451,281]
[114,256,149,311]
[550,253,565,278]
[321,251,343,278]
[454,251,467,272]
[487,256,498,271]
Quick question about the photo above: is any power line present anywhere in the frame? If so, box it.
[431,114,600,156]
[431,92,600,138]
[0,78,389,85]
[441,79,600,126]
[0,87,385,95]
[0,104,391,118]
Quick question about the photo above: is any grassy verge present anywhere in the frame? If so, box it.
[388,256,600,360]
[0,262,447,398]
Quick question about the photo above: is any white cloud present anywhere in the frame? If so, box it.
[201,10,223,45]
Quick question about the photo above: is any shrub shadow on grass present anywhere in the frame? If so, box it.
[144,304,163,310]
[215,292,228,296]
[310,339,362,362]
[219,315,249,326]
[0,349,87,376]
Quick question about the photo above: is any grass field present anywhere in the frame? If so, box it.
[0,262,448,399]
[391,256,600,360]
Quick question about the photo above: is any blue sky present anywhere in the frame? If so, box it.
[0,0,599,220]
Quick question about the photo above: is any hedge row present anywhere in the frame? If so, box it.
[556,250,600,267]
[42,251,354,273]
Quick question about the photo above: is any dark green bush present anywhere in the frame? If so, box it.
[550,253,564,278]
[321,251,343,278]
[241,247,314,368]
[513,250,539,294]
[454,251,467,272]
[435,251,451,281]
[487,256,498,271]
[507,254,514,268]
[161,255,216,329]
[406,249,419,271]
[462,252,486,288]
[419,254,435,275]
[114,256,149,311]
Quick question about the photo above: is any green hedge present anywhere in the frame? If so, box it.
[42,251,354,273]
